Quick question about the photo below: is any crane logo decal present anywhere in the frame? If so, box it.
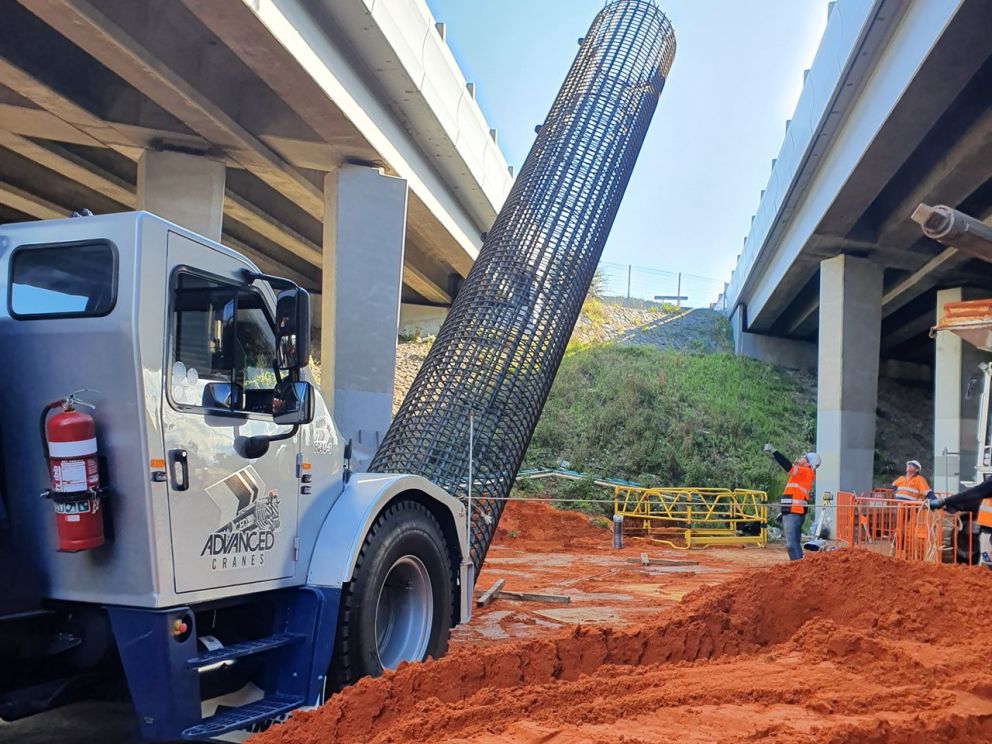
[200,466,281,570]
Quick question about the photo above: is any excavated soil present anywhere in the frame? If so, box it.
[492,500,610,548]
[457,501,780,646]
[254,505,992,743]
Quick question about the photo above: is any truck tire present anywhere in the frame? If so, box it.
[329,500,453,689]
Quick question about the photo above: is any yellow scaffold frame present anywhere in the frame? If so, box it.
[613,486,768,549]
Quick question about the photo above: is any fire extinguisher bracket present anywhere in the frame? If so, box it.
[41,486,109,503]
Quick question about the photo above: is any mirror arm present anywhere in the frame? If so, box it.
[267,424,299,444]
[243,270,319,295]
[259,424,298,445]
[241,268,298,291]
[244,425,300,459]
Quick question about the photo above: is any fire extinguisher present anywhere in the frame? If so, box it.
[41,391,107,552]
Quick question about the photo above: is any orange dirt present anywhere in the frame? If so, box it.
[254,502,992,743]
[493,499,609,548]
[459,500,780,646]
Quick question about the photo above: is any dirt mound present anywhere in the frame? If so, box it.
[493,500,608,548]
[253,551,992,743]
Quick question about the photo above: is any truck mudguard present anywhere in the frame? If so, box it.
[306,473,472,622]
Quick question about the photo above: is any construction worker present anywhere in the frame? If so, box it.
[763,444,820,561]
[925,480,992,570]
[891,460,933,501]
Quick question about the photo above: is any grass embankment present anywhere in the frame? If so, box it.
[521,345,814,515]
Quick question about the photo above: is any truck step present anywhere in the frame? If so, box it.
[180,694,304,740]
[185,633,306,669]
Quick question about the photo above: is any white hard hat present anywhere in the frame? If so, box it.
[805,452,821,469]
[907,460,921,471]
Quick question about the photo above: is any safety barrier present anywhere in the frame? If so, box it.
[834,491,978,565]
[613,486,768,549]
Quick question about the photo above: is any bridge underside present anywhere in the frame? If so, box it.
[0,0,508,307]
[750,27,992,361]
[0,0,513,460]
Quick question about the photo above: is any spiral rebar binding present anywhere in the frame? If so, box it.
[370,0,677,574]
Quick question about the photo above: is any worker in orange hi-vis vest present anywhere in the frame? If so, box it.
[893,460,934,558]
[763,444,820,561]
[892,460,934,502]
[926,479,992,570]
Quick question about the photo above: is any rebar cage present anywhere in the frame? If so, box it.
[613,486,769,550]
[370,0,677,573]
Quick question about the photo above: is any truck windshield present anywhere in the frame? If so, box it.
[9,241,116,318]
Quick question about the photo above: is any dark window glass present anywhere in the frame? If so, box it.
[170,273,277,414]
[10,242,116,318]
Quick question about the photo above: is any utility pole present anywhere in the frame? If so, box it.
[626,264,631,301]
[676,272,682,309]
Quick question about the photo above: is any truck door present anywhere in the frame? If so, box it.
[161,233,299,594]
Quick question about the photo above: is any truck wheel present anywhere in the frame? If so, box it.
[329,500,453,689]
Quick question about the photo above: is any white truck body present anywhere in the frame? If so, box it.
[0,212,470,740]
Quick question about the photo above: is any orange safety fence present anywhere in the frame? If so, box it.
[834,490,978,565]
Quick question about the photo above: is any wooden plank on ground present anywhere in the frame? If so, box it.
[496,590,570,604]
[625,557,699,567]
[476,579,505,608]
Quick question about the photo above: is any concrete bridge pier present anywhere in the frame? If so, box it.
[137,150,226,241]
[816,255,882,525]
[322,164,409,469]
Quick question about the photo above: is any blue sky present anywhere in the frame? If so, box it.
[425,0,829,303]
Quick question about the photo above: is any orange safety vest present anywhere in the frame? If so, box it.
[781,464,814,515]
[979,497,992,528]
[892,474,930,501]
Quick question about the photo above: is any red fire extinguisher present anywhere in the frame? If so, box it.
[41,392,106,552]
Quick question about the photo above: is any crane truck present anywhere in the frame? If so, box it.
[0,211,474,741]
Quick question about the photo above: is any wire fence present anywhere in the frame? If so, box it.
[596,260,727,310]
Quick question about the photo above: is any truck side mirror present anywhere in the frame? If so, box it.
[275,288,311,370]
[272,379,315,426]
[201,381,243,411]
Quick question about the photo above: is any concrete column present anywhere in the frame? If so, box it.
[322,165,408,469]
[816,255,883,522]
[933,288,988,493]
[136,150,226,241]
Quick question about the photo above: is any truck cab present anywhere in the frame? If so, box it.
[0,212,470,740]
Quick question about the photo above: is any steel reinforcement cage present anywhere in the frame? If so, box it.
[370,1,677,573]
[613,486,769,550]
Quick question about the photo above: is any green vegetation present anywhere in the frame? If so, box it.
[523,345,815,504]
[581,296,610,327]
[398,331,434,344]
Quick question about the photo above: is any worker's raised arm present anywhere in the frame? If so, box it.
[763,443,792,472]
[927,476,992,511]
